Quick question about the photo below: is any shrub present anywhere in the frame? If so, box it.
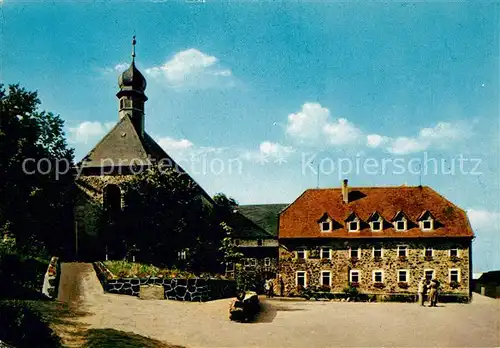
[449,281,460,289]
[342,284,360,300]
[0,252,48,299]
[0,300,61,347]
[397,282,409,289]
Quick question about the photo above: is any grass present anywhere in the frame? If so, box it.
[103,260,225,279]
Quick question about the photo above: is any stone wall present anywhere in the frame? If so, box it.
[93,262,236,302]
[279,238,471,300]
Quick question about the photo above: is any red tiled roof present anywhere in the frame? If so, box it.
[279,186,474,239]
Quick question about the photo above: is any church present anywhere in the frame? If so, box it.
[73,38,214,262]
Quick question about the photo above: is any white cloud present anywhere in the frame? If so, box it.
[68,121,114,144]
[323,118,363,145]
[366,134,388,148]
[114,63,129,72]
[383,122,467,155]
[156,136,194,151]
[386,136,430,155]
[286,103,330,141]
[145,49,232,88]
[241,141,295,164]
[286,103,361,146]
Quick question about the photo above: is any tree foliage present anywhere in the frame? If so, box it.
[119,167,220,271]
[0,84,74,257]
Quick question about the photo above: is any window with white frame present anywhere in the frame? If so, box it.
[264,257,271,267]
[348,221,360,232]
[424,269,434,281]
[449,248,459,257]
[321,221,332,232]
[424,247,433,258]
[373,246,383,258]
[398,270,409,283]
[371,220,382,231]
[395,219,407,231]
[397,245,408,257]
[449,269,461,283]
[373,270,384,283]
[349,270,360,283]
[245,258,257,267]
[350,247,359,259]
[320,247,331,259]
[421,219,433,230]
[296,248,307,259]
[296,271,307,287]
[321,271,332,286]
[226,262,235,273]
[177,250,187,260]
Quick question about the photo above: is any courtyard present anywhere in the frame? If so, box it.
[44,263,500,347]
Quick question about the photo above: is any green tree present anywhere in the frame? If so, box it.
[0,84,74,257]
[219,222,243,266]
[120,167,218,270]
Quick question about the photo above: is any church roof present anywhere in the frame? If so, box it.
[78,115,153,168]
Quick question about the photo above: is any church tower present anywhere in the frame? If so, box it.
[116,36,148,137]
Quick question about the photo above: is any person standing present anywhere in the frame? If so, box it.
[418,277,426,306]
[429,278,439,307]
[268,278,274,298]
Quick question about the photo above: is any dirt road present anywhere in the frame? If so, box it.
[50,263,499,348]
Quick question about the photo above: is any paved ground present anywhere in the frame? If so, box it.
[51,263,500,348]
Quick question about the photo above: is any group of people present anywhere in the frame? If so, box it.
[418,277,440,307]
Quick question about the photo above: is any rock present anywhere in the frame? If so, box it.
[139,285,165,300]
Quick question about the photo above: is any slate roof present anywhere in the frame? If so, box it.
[76,115,212,201]
[279,186,474,239]
[237,204,288,237]
[227,212,275,240]
[78,115,152,168]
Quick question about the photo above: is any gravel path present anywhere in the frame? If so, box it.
[53,263,500,348]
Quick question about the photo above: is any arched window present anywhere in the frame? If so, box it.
[103,184,121,213]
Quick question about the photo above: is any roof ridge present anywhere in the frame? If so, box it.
[308,185,428,190]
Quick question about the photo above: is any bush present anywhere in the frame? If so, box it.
[342,285,360,300]
[0,252,48,299]
[0,300,61,347]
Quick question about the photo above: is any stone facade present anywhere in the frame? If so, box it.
[278,238,471,300]
[74,175,136,260]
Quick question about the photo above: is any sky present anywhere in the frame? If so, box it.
[1,1,499,272]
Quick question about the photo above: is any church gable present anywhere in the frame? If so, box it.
[79,115,152,169]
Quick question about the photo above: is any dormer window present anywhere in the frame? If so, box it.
[396,220,406,231]
[367,211,384,232]
[392,211,409,232]
[321,221,332,232]
[345,212,361,232]
[371,221,382,231]
[348,221,359,232]
[417,211,435,231]
[317,213,334,233]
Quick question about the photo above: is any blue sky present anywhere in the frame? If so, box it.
[2,1,499,272]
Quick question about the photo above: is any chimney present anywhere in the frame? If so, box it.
[342,179,349,203]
